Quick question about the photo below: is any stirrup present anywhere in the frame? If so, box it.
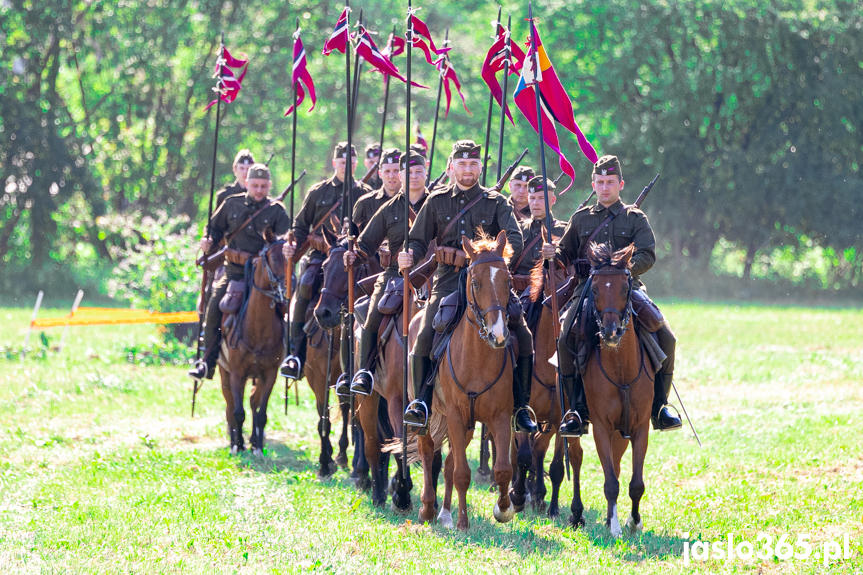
[652,404,683,431]
[350,369,374,396]
[334,373,351,396]
[188,359,208,381]
[403,399,429,432]
[280,355,302,380]
[511,405,539,433]
[559,409,587,438]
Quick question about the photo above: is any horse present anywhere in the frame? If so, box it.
[428,230,517,530]
[583,242,654,537]
[217,232,288,455]
[509,261,585,525]
[314,232,413,510]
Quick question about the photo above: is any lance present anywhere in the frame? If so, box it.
[342,1,353,223]
[377,26,396,164]
[400,0,414,481]
[285,17,301,414]
[528,2,570,479]
[494,15,513,181]
[427,28,449,182]
[480,6,502,187]
[192,32,225,417]
[349,10,364,134]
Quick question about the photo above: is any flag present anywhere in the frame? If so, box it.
[513,55,576,194]
[411,36,448,66]
[382,33,405,58]
[480,24,525,125]
[409,13,448,55]
[354,25,428,88]
[415,124,428,153]
[285,30,316,116]
[437,57,469,117]
[525,23,597,164]
[204,45,248,111]
[322,8,350,56]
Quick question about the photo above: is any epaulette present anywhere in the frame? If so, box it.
[223,192,247,204]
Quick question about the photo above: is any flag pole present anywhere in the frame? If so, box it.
[427,28,448,183]
[528,1,570,479]
[480,6,502,187]
[495,15,512,181]
[349,10,364,133]
[401,0,413,482]
[377,25,396,158]
[285,18,301,414]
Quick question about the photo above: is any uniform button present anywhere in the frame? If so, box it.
[460,219,464,224]
[460,199,464,204]
[460,230,465,235]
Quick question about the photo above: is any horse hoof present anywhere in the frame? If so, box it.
[335,453,348,469]
[608,518,622,538]
[437,508,454,529]
[391,498,412,515]
[252,448,263,457]
[569,514,585,528]
[547,505,559,519]
[493,502,515,523]
[625,514,643,535]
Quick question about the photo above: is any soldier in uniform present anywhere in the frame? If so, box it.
[398,140,538,434]
[352,148,402,230]
[510,176,566,293]
[507,166,534,223]
[541,155,682,436]
[216,149,256,208]
[188,163,292,380]
[363,143,383,191]
[343,151,429,394]
[280,142,373,379]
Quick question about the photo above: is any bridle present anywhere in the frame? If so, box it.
[591,266,633,342]
[465,253,510,346]
[319,245,348,301]
[252,240,287,306]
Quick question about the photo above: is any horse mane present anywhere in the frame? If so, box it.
[529,258,545,302]
[589,242,635,270]
[469,230,514,263]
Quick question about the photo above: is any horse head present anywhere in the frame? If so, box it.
[462,230,513,349]
[314,226,347,329]
[588,242,635,348]
[253,229,287,306]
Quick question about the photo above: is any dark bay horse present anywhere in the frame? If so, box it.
[509,262,585,525]
[218,233,287,455]
[432,231,517,530]
[584,242,654,537]
[314,235,413,510]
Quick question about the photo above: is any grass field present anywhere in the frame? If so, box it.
[0,301,861,574]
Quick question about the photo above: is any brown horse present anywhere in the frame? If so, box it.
[218,234,288,455]
[584,242,653,537]
[430,230,517,530]
[314,238,413,509]
[509,262,585,525]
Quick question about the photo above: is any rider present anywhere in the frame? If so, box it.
[511,176,566,293]
[540,155,682,436]
[188,163,291,380]
[280,142,373,379]
[344,150,429,395]
[216,149,256,208]
[398,139,538,434]
[353,147,402,230]
[507,166,534,223]
[363,143,383,191]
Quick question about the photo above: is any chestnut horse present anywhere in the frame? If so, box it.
[315,238,413,510]
[584,242,653,537]
[218,234,287,455]
[509,262,585,525]
[430,231,517,530]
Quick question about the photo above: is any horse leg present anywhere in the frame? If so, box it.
[547,433,564,518]
[360,396,380,502]
[336,399,350,469]
[626,428,648,535]
[417,434,437,524]
[530,430,553,514]
[437,450,455,529]
[228,371,247,454]
[593,425,622,537]
[219,367,239,452]
[446,412,472,530]
[568,437,586,528]
[387,396,413,513]
[431,448,443,506]
[508,431,531,513]
[477,423,492,482]
[489,418,514,524]
[249,371,276,455]
[313,381,335,479]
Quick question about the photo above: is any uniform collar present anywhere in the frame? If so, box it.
[244,192,269,208]
[590,199,623,215]
[450,182,483,199]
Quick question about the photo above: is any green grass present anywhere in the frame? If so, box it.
[0,302,861,573]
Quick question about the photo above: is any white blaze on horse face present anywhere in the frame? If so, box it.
[489,311,507,344]
[605,281,612,288]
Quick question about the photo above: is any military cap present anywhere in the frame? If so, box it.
[333,142,358,159]
[400,151,425,170]
[246,163,271,180]
[380,147,402,166]
[365,143,381,159]
[450,139,481,160]
[527,175,556,194]
[233,149,255,166]
[512,166,535,182]
[409,143,428,158]
[593,154,622,178]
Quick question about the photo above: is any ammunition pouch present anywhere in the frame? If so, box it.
[377,277,404,316]
[378,245,392,268]
[225,248,254,267]
[433,291,461,333]
[434,246,468,268]
[632,289,665,333]
[219,280,246,314]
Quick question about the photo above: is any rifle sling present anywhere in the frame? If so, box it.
[512,232,544,273]
[578,203,623,260]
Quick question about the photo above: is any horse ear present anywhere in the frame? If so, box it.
[616,243,636,268]
[494,230,507,256]
[461,234,476,260]
[321,225,338,248]
[587,241,602,268]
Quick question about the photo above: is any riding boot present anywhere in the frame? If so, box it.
[651,372,682,431]
[559,373,590,437]
[335,329,352,396]
[350,331,376,396]
[188,333,220,380]
[280,321,307,380]
[512,356,539,433]
[403,354,433,431]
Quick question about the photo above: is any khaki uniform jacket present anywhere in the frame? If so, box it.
[215,180,245,210]
[514,216,566,276]
[292,176,372,253]
[356,191,428,272]
[352,187,393,231]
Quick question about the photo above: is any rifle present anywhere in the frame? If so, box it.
[196,169,307,269]
[632,173,660,209]
[360,161,379,185]
[488,147,529,193]
[427,169,447,191]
